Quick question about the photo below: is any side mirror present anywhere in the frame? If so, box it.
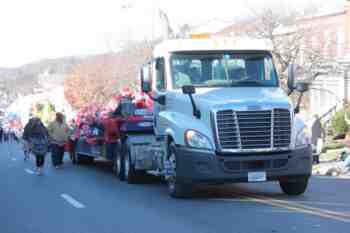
[182,85,195,95]
[182,85,200,119]
[287,64,295,94]
[295,82,309,93]
[141,69,151,93]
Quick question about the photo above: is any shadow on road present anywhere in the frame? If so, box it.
[71,159,350,208]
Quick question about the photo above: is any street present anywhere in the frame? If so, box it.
[1,142,349,233]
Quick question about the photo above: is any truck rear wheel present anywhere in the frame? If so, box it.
[124,146,144,184]
[279,177,309,196]
[113,152,125,181]
[167,142,193,198]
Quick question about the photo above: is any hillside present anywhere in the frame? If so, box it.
[0,56,83,108]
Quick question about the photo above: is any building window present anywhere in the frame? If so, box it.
[324,30,331,57]
[311,36,318,51]
[337,29,345,58]
[299,38,306,64]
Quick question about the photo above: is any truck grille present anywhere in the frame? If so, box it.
[216,109,291,151]
[273,109,292,148]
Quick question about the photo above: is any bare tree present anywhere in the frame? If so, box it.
[245,5,328,81]
[64,41,153,110]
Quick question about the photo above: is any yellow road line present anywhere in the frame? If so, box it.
[234,192,350,223]
[253,195,350,219]
[244,196,350,223]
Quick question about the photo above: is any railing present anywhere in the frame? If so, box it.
[320,104,338,126]
[310,87,344,126]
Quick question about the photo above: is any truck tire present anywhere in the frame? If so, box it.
[113,152,125,181]
[124,146,144,184]
[279,177,309,196]
[167,142,193,198]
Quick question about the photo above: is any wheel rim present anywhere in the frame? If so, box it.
[124,155,129,178]
[168,150,176,192]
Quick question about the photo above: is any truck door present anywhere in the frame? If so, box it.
[152,57,167,136]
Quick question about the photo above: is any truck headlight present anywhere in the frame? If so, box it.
[295,126,311,148]
[185,130,213,150]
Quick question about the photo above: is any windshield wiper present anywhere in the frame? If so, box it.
[231,80,265,86]
[193,83,232,88]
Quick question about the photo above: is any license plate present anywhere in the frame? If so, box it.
[248,171,266,182]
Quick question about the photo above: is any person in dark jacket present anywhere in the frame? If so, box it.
[0,127,3,143]
[4,129,8,143]
[311,115,325,164]
[23,117,49,175]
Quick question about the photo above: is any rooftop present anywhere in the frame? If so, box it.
[153,38,273,56]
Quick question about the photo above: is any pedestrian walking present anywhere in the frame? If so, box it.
[311,115,325,164]
[4,129,9,143]
[10,130,16,143]
[0,126,3,143]
[22,140,30,161]
[23,117,49,175]
[48,113,70,169]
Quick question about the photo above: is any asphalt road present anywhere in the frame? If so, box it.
[1,141,349,233]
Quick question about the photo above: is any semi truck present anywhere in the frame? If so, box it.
[114,38,313,198]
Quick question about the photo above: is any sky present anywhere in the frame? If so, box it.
[0,0,346,68]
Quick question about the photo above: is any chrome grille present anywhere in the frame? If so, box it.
[216,110,240,149]
[236,110,271,149]
[216,109,291,151]
[273,109,291,148]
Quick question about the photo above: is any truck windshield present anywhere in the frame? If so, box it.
[170,53,279,88]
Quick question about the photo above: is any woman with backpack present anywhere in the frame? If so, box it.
[23,117,49,175]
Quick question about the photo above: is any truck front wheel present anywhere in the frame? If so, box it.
[167,142,193,198]
[279,177,309,196]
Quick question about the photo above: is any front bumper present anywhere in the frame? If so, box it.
[175,145,312,184]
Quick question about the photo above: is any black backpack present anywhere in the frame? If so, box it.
[30,136,49,155]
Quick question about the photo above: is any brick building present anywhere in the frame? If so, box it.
[215,9,349,62]
[211,3,350,119]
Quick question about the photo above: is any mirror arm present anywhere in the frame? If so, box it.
[188,94,201,119]
[294,92,304,114]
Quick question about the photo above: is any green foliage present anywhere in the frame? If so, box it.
[322,142,345,153]
[331,109,349,136]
